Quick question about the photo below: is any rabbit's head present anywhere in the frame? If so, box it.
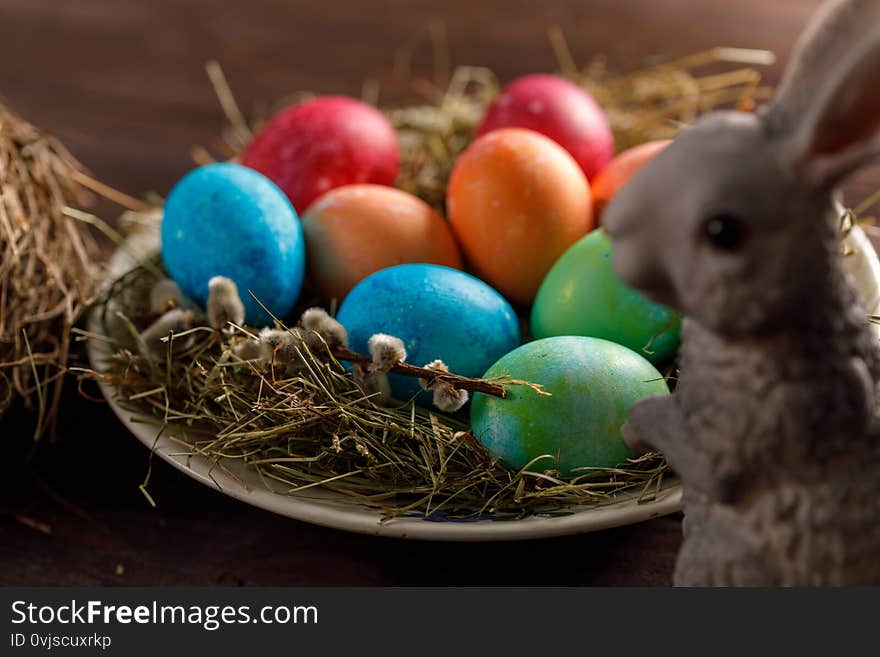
[604,0,880,337]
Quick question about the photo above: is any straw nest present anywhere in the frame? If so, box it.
[83,34,779,518]
[0,101,106,438]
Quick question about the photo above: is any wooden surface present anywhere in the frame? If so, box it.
[2,0,873,586]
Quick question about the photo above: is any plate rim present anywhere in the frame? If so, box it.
[87,219,688,541]
[88,327,683,540]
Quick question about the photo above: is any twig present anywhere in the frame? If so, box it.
[206,60,252,148]
[70,170,153,212]
[331,345,507,397]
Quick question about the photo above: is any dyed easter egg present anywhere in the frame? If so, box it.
[337,264,521,400]
[447,128,593,306]
[531,229,681,364]
[241,96,399,212]
[591,140,670,222]
[477,74,614,180]
[301,184,462,302]
[471,336,669,476]
[161,162,305,326]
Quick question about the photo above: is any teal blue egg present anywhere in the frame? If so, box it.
[471,336,669,476]
[161,162,305,326]
[337,264,521,401]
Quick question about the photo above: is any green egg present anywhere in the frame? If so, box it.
[471,336,669,476]
[531,228,681,364]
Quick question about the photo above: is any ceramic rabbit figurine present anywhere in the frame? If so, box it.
[603,0,880,586]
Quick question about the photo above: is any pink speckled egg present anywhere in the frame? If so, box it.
[477,74,614,180]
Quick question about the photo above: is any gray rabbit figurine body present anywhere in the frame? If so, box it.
[604,0,880,585]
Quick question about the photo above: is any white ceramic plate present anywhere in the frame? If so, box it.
[87,213,880,541]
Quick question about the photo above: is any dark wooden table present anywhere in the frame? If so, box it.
[3,0,872,586]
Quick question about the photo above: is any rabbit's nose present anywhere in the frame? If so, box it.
[602,208,621,239]
[601,195,628,239]
[603,218,617,238]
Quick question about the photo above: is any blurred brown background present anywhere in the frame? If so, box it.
[3,0,873,586]
[2,0,848,197]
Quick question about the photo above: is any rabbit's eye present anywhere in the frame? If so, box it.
[703,214,747,251]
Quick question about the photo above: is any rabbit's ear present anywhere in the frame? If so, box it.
[763,0,880,186]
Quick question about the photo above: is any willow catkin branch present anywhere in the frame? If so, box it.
[331,345,507,397]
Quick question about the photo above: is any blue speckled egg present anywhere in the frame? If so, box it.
[337,264,521,401]
[161,162,305,326]
[471,336,669,476]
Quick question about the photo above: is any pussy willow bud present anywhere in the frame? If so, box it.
[368,333,407,372]
[139,308,194,357]
[206,276,245,330]
[149,278,187,314]
[353,361,392,405]
[301,307,348,348]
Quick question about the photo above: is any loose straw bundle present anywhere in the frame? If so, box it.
[0,102,104,438]
[87,33,776,517]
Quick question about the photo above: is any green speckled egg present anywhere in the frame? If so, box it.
[471,336,669,476]
[531,228,681,364]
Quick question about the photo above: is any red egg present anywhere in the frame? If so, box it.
[477,74,614,180]
[241,96,400,213]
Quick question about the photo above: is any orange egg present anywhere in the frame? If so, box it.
[302,184,462,302]
[446,128,592,306]
[591,140,670,223]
